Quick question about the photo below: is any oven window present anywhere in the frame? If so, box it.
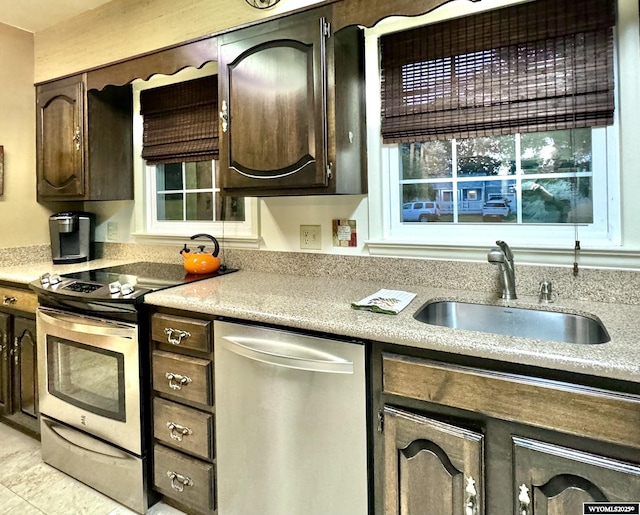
[47,336,126,421]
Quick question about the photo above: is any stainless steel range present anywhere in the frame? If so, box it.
[30,262,235,514]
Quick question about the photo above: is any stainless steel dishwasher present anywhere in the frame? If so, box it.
[214,320,368,515]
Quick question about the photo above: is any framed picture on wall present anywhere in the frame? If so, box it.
[0,145,3,196]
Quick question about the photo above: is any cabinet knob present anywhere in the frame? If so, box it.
[518,483,531,515]
[165,372,192,390]
[465,476,478,515]
[219,100,229,133]
[164,327,191,346]
[166,421,193,442]
[73,126,81,151]
[12,336,19,366]
[166,470,193,492]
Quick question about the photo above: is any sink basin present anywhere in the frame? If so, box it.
[414,300,610,344]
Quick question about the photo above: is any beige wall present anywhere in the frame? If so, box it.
[34,0,329,83]
[0,23,53,248]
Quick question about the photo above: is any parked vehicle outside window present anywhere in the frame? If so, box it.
[481,199,511,222]
[402,201,441,222]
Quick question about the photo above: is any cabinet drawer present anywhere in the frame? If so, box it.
[0,286,37,314]
[382,352,640,448]
[151,313,211,352]
[152,350,212,406]
[153,397,214,460]
[154,444,215,513]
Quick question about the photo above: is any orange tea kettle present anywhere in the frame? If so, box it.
[180,233,221,274]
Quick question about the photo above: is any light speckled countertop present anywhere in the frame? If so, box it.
[143,270,640,385]
[2,261,639,385]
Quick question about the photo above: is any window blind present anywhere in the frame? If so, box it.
[140,75,218,163]
[380,0,616,143]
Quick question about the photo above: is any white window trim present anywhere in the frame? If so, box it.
[362,0,634,268]
[130,63,260,249]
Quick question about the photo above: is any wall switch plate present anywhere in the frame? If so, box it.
[107,222,119,240]
[300,225,322,250]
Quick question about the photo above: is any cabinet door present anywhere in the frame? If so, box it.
[36,79,85,199]
[513,437,640,515]
[0,313,10,414]
[383,406,484,515]
[219,13,329,192]
[11,317,38,422]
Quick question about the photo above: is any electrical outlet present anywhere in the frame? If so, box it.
[300,225,322,250]
[107,222,119,241]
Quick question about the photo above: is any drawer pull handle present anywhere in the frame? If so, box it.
[165,372,192,390]
[518,484,531,515]
[164,327,191,345]
[2,296,17,305]
[465,476,478,515]
[167,421,193,441]
[167,470,193,492]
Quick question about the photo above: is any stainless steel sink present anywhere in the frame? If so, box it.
[414,300,610,344]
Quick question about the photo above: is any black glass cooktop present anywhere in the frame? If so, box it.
[61,261,236,292]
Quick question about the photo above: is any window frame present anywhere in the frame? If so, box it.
[364,0,622,260]
[131,63,259,247]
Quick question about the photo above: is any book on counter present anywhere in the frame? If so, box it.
[351,289,417,315]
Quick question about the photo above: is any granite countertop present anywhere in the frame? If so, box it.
[0,259,134,285]
[144,270,640,385]
[3,261,639,385]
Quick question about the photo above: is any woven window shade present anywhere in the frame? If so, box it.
[140,75,218,163]
[380,0,616,143]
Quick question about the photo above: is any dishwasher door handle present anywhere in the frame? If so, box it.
[221,335,354,374]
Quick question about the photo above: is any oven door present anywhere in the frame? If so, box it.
[36,306,142,455]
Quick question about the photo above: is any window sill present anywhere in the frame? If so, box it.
[365,240,640,270]
[131,232,261,249]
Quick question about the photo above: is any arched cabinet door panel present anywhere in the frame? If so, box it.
[37,78,85,199]
[383,406,484,515]
[218,6,366,197]
[513,437,640,515]
[219,13,328,193]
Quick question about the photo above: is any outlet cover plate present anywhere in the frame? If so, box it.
[300,225,322,250]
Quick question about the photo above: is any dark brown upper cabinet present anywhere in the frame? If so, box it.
[36,74,133,201]
[217,7,366,196]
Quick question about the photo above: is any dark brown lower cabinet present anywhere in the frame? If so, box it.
[0,285,39,435]
[513,437,640,514]
[383,406,484,515]
[10,317,38,430]
[378,350,640,515]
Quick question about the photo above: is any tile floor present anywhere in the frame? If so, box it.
[0,423,185,515]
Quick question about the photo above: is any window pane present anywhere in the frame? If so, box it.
[520,129,592,174]
[401,140,452,179]
[522,177,593,224]
[185,161,213,190]
[218,196,245,222]
[157,193,183,220]
[457,135,515,176]
[186,192,214,221]
[157,163,183,190]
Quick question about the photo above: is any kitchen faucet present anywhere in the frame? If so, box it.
[487,240,517,300]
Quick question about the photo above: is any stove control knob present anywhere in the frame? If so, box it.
[49,274,62,285]
[40,273,51,286]
[120,283,135,296]
[108,281,122,294]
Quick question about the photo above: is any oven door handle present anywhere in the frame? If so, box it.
[38,307,136,338]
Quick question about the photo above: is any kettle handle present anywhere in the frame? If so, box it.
[190,233,220,257]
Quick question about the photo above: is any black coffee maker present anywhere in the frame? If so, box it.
[49,212,94,264]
